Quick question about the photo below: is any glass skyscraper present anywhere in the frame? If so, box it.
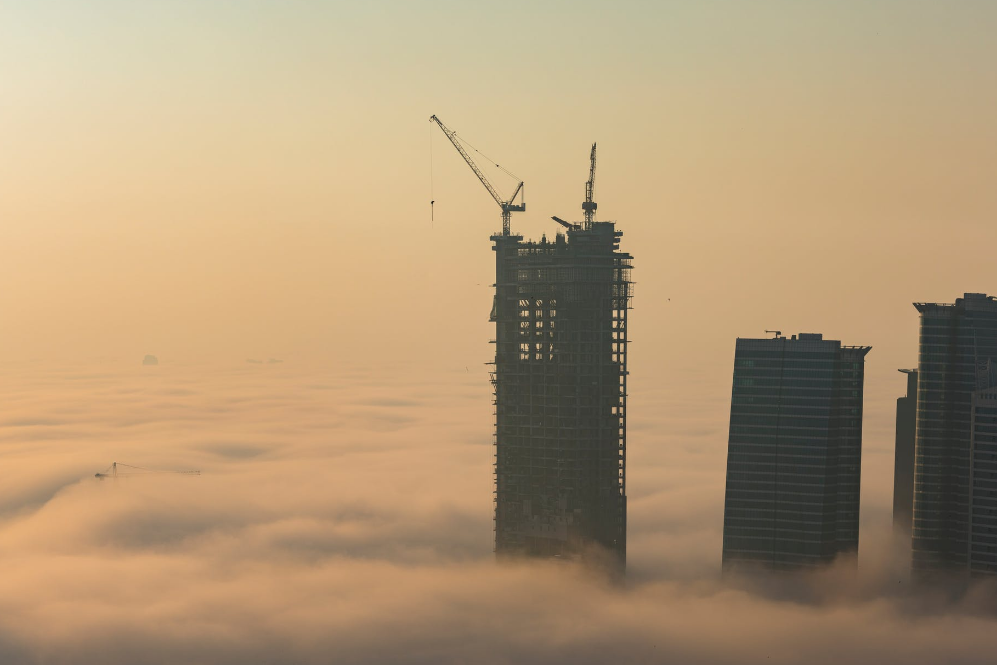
[912,293,997,576]
[722,333,870,571]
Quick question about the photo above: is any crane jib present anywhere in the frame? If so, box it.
[429,114,525,236]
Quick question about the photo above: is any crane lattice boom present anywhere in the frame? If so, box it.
[429,114,525,236]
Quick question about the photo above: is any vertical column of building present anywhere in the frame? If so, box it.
[492,233,524,554]
[893,369,918,544]
[912,301,969,572]
[969,388,997,575]
[772,337,830,566]
[611,227,630,563]
[912,294,997,576]
[833,346,870,555]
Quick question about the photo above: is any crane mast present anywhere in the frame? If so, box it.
[429,115,524,236]
[582,142,597,224]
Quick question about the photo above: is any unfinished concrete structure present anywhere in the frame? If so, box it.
[427,119,631,566]
[491,221,632,566]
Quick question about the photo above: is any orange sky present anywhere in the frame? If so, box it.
[4,1,995,531]
[3,3,997,661]
[2,1,995,370]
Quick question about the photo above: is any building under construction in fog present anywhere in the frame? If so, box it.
[429,117,633,567]
[491,220,632,565]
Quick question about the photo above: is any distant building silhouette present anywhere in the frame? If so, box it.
[893,369,918,544]
[722,333,870,571]
[912,293,997,577]
[491,222,632,567]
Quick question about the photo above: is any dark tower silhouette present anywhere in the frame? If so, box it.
[722,333,870,571]
[893,369,918,544]
[912,294,997,577]
[491,221,632,566]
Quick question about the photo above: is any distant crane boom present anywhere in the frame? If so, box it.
[429,114,525,236]
[95,461,200,479]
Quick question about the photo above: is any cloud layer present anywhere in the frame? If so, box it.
[0,360,994,664]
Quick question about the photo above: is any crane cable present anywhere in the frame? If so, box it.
[429,123,435,225]
[98,462,200,476]
[111,463,166,473]
[452,132,521,182]
[428,118,521,223]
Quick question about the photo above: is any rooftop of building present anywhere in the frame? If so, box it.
[735,333,871,354]
[914,293,997,313]
[492,221,632,260]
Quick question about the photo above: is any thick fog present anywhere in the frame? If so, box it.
[5,1,997,662]
[1,359,995,665]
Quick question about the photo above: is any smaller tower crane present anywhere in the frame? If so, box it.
[429,115,524,236]
[582,142,597,224]
[550,143,597,231]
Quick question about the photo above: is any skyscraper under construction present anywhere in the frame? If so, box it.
[488,142,632,566]
[491,220,632,565]
[427,118,632,566]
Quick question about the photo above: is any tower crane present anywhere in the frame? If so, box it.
[582,142,597,223]
[549,143,597,231]
[95,461,200,480]
[429,115,524,236]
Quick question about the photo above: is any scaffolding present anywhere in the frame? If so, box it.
[491,221,633,566]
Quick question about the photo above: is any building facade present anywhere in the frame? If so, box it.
[970,387,997,576]
[722,333,870,571]
[491,222,632,566]
[912,293,997,576]
[893,369,918,541]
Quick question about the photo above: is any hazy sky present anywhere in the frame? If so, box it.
[3,0,995,367]
[2,1,997,661]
